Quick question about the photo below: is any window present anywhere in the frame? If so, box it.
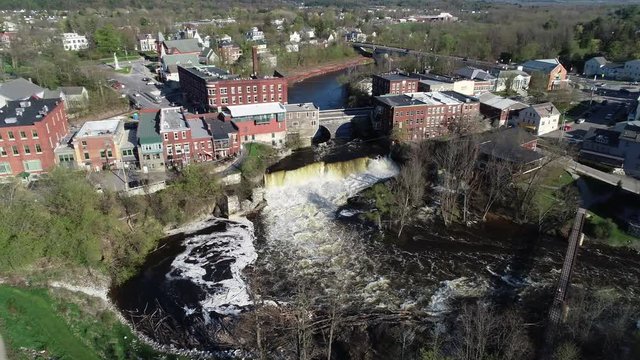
[0,162,11,174]
[175,144,182,154]
[35,144,42,153]
[0,147,5,156]
[278,84,282,91]
[122,149,134,157]
[270,84,274,91]
[84,152,89,160]
[8,131,14,140]
[222,97,228,104]
[182,131,186,139]
[262,85,266,92]
[81,140,87,146]
[0,133,2,141]
[23,145,30,154]
[19,131,26,139]
[107,150,113,157]
[254,95,258,102]
[246,86,251,93]
[22,159,42,172]
[58,154,74,162]
[100,150,106,158]
[167,145,173,155]
[231,87,235,94]
[174,132,178,140]
[253,86,257,92]
[164,133,169,141]
[184,143,190,153]
[32,130,38,139]
[220,87,228,94]
[272,133,275,138]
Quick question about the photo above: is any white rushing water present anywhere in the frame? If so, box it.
[260,157,404,306]
[167,217,257,315]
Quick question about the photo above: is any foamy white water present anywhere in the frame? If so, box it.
[167,218,257,315]
[260,157,404,307]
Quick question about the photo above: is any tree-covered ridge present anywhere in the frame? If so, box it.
[575,5,640,61]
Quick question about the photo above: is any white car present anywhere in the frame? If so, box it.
[575,118,585,124]
[146,81,155,85]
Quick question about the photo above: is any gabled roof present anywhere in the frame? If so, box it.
[164,38,200,53]
[59,86,86,96]
[589,56,608,66]
[42,88,63,99]
[521,59,562,74]
[0,78,45,100]
[479,93,528,111]
[454,66,495,81]
[162,53,199,66]
[529,102,560,117]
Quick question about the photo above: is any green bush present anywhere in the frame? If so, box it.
[588,217,617,240]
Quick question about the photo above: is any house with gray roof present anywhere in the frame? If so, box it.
[584,56,624,79]
[520,58,568,91]
[161,53,200,82]
[0,78,45,107]
[514,102,560,136]
[160,38,201,59]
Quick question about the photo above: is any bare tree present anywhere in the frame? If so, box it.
[479,156,515,221]
[392,149,426,237]
[433,137,479,226]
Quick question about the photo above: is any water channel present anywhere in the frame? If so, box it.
[111,73,640,355]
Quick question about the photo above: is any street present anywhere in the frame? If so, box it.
[106,59,182,109]
[543,77,638,142]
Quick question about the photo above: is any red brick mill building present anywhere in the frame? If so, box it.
[178,65,288,111]
[0,98,68,177]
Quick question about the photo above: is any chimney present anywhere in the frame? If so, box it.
[252,46,259,76]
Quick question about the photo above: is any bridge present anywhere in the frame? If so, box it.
[318,107,373,139]
[351,42,496,70]
[543,208,587,356]
[564,158,640,195]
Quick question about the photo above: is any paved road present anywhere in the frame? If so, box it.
[107,60,181,109]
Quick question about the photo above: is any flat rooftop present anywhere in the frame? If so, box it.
[374,73,418,82]
[159,107,188,132]
[284,103,319,112]
[0,98,59,128]
[76,119,120,137]
[224,102,286,117]
[179,65,238,82]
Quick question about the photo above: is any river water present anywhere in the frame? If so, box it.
[111,71,640,354]
[287,69,350,109]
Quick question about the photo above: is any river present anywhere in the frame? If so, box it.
[287,68,351,109]
[110,71,640,357]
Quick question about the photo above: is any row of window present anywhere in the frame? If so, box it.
[0,129,39,141]
[163,131,188,141]
[0,144,43,156]
[0,160,42,174]
[215,93,284,106]
[209,83,284,96]
[287,112,317,119]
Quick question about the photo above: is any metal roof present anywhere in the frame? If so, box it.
[0,78,45,100]
[136,111,162,145]
[225,102,285,117]
[186,118,211,139]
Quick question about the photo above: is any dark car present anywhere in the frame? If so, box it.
[142,77,151,82]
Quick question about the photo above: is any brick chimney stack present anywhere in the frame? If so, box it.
[252,46,259,76]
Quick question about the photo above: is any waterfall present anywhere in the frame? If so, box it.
[264,157,370,188]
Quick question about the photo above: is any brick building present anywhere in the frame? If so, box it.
[0,98,68,177]
[372,73,420,96]
[221,102,287,147]
[178,65,288,111]
[158,107,214,168]
[71,119,126,171]
[218,40,242,64]
[372,91,480,141]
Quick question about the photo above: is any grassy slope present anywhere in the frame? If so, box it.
[0,286,168,360]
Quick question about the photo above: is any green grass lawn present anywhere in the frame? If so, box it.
[533,167,575,210]
[586,212,640,247]
[0,286,174,360]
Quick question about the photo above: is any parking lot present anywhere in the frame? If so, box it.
[543,80,638,142]
[106,59,183,109]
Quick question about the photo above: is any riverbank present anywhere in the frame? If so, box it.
[285,56,374,85]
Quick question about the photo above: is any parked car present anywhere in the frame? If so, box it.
[576,118,586,124]
[142,77,150,82]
